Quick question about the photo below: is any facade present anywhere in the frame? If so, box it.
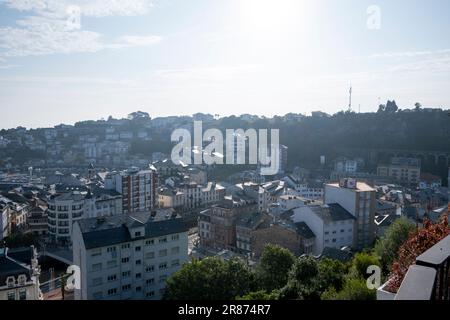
[235,212,271,255]
[0,246,42,300]
[84,188,123,219]
[377,157,421,185]
[47,192,85,245]
[198,197,258,250]
[292,202,355,255]
[324,179,376,249]
[105,167,158,214]
[283,175,324,200]
[72,211,189,300]
[158,182,225,210]
[419,173,442,190]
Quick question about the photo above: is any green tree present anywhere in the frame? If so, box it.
[321,277,376,300]
[279,256,321,300]
[349,252,380,279]
[317,258,349,292]
[374,217,415,274]
[236,290,279,300]
[164,257,255,300]
[256,244,296,291]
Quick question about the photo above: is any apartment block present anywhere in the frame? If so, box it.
[72,211,189,300]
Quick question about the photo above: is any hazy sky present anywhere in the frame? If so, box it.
[1,0,450,129]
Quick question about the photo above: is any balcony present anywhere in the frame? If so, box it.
[393,234,450,300]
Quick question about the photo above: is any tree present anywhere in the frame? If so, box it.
[256,244,296,291]
[317,258,349,292]
[236,290,279,300]
[414,102,422,111]
[374,217,415,274]
[321,277,376,300]
[386,216,450,293]
[164,257,255,300]
[349,252,380,279]
[279,256,321,300]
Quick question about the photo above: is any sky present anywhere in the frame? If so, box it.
[0,0,450,129]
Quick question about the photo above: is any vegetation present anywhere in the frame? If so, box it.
[386,216,450,293]
[374,217,415,275]
[255,244,296,291]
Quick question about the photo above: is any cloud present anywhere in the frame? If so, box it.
[369,49,450,59]
[0,0,159,59]
[0,0,152,17]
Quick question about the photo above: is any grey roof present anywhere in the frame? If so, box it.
[77,213,189,249]
[236,211,265,229]
[320,247,353,262]
[295,222,316,239]
[312,203,356,222]
[0,248,33,285]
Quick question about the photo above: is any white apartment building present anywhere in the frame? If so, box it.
[0,246,42,300]
[0,201,9,240]
[283,175,324,200]
[292,201,355,255]
[47,189,122,245]
[158,182,225,210]
[72,212,189,300]
[47,192,85,246]
[324,179,376,249]
[105,167,158,214]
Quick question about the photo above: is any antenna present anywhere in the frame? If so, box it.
[348,86,352,112]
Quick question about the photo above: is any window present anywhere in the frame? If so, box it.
[7,292,15,300]
[159,249,167,257]
[145,265,155,273]
[122,284,131,291]
[146,291,154,298]
[159,262,167,270]
[107,260,117,268]
[158,237,167,243]
[93,277,103,286]
[19,289,26,300]
[91,249,102,257]
[107,288,117,296]
[107,247,116,253]
[121,243,130,249]
[171,247,180,255]
[340,229,345,233]
[92,263,102,271]
[135,231,141,237]
[171,234,179,241]
[159,275,167,283]
[136,286,142,292]
[332,239,337,243]
[121,257,130,264]
[145,252,155,259]
[145,239,154,246]
[122,271,131,278]
[107,274,117,282]
[171,259,180,267]
[135,246,141,252]
[146,278,154,285]
[136,273,142,279]
[136,260,142,265]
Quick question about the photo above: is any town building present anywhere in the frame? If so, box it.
[377,157,421,185]
[72,211,189,300]
[324,179,377,249]
[0,246,42,300]
[282,175,324,200]
[419,173,442,190]
[292,201,355,255]
[105,167,158,214]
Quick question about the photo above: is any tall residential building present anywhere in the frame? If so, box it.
[105,167,158,214]
[377,157,421,185]
[72,211,189,300]
[324,179,376,249]
[47,189,123,246]
[47,192,85,246]
[0,246,42,300]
